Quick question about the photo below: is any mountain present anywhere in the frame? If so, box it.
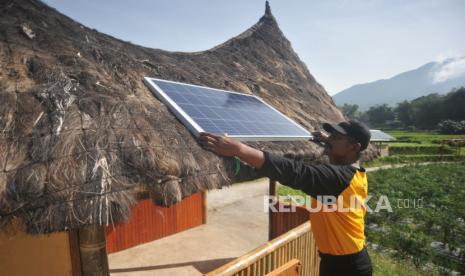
[333,57,465,110]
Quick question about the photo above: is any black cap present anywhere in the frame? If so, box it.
[322,120,371,151]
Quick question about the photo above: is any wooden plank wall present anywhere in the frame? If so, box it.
[106,192,203,253]
[270,203,311,240]
[0,220,75,276]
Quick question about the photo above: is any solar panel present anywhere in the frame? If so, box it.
[370,130,396,142]
[143,77,312,141]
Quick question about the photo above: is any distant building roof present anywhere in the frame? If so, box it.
[370,129,396,142]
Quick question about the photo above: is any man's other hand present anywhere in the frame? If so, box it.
[311,131,329,143]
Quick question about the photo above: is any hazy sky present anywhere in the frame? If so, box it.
[43,0,465,95]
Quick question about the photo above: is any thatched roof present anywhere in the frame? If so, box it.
[0,0,377,234]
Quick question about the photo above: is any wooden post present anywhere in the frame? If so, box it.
[78,225,109,276]
[69,230,83,276]
[269,179,278,241]
[202,190,208,224]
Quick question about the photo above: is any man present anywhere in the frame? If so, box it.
[198,120,373,276]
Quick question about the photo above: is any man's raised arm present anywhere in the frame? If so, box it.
[198,132,354,198]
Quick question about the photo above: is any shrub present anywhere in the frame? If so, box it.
[437,120,465,134]
[389,145,454,155]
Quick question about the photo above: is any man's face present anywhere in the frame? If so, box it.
[323,131,360,160]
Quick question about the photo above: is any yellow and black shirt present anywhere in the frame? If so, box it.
[255,151,368,256]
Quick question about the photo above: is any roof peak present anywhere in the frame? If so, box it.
[265,1,272,16]
[260,1,277,23]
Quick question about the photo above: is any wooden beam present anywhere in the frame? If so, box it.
[202,190,208,224]
[69,229,83,276]
[266,259,301,276]
[269,179,278,241]
[78,225,109,276]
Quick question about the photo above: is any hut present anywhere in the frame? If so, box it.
[0,1,377,275]
[369,129,396,157]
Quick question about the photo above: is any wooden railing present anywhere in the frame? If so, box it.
[206,221,320,276]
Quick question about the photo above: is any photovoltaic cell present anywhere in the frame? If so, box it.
[143,77,312,141]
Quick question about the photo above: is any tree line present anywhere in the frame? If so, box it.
[339,87,465,133]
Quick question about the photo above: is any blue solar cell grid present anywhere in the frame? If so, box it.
[144,78,311,141]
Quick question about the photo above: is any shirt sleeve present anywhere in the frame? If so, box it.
[254,151,356,198]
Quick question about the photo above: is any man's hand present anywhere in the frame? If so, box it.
[198,132,244,157]
[197,132,266,169]
[311,131,329,143]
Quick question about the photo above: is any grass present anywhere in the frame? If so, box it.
[370,250,423,276]
[385,130,465,145]
[385,130,465,154]
[278,184,306,198]
[388,145,454,155]
[362,130,465,167]
[366,162,465,274]
[362,154,465,167]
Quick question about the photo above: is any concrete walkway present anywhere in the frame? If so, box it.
[108,178,270,276]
